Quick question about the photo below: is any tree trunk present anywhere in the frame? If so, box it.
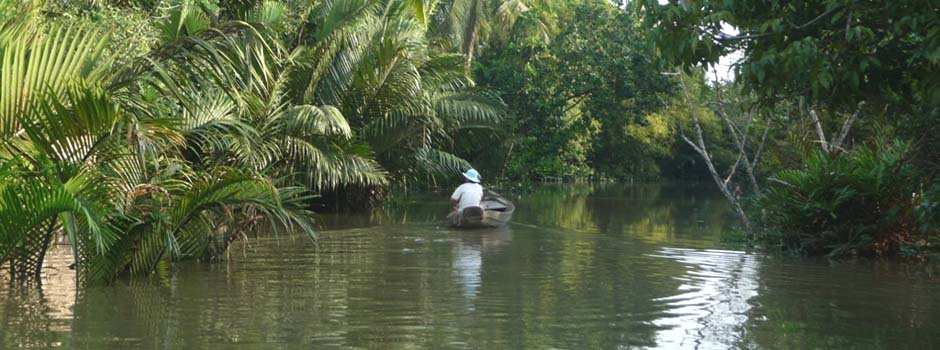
[675,75,769,239]
[681,130,753,237]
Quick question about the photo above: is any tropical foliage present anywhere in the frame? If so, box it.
[644,0,938,111]
[471,0,682,182]
[2,0,937,286]
[0,0,505,284]
[760,140,927,257]
[646,0,938,257]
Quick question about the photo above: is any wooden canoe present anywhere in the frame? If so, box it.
[448,190,515,228]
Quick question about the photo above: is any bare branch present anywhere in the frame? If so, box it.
[809,108,829,153]
[768,177,793,187]
[715,90,761,193]
[724,152,743,185]
[830,101,865,152]
[751,126,770,175]
[680,132,704,156]
[676,74,753,237]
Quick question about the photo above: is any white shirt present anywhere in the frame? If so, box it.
[451,183,483,211]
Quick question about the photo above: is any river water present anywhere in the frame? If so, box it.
[2,184,939,349]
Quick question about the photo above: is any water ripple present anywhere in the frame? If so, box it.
[648,247,760,349]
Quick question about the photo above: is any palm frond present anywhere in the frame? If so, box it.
[1,24,108,138]
[433,89,504,130]
[0,160,115,261]
[248,1,288,31]
[160,0,213,42]
[279,135,387,189]
[301,0,383,105]
[120,167,316,277]
[277,104,352,139]
[22,84,121,166]
[414,147,470,176]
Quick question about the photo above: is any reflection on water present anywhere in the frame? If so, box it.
[650,248,759,348]
[2,183,939,348]
[453,228,512,301]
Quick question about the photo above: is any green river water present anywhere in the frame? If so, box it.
[2,184,939,349]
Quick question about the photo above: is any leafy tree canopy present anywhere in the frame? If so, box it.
[644,0,939,112]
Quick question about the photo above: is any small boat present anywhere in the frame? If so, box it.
[448,190,515,228]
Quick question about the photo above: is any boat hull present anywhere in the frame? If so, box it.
[448,192,515,229]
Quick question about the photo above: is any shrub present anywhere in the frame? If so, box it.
[758,140,931,258]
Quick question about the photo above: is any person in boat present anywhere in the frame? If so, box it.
[450,168,484,223]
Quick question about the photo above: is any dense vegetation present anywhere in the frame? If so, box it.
[0,0,937,285]
[469,1,682,181]
[646,0,938,257]
[0,0,505,283]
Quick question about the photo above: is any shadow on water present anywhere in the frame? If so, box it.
[2,183,940,348]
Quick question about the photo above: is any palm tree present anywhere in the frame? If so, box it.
[430,0,535,69]
[293,0,505,184]
[160,1,390,192]
[0,0,507,285]
[0,3,315,284]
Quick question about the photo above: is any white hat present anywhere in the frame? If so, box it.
[462,168,481,183]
